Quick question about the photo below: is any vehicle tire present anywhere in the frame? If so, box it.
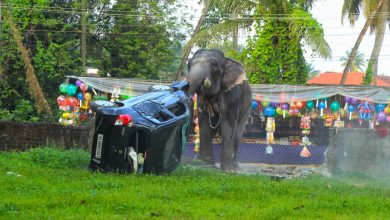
[90,100,118,111]
[148,84,170,92]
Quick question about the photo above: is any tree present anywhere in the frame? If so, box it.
[340,0,388,85]
[244,1,331,84]
[105,0,187,79]
[362,60,373,85]
[340,49,367,72]
[175,0,212,80]
[2,2,54,120]
[306,63,321,79]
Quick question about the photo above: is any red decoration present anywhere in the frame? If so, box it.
[375,127,388,138]
[56,96,67,106]
[295,101,303,109]
[67,97,79,106]
[300,146,311,157]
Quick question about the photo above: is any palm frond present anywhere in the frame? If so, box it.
[289,8,332,59]
[191,20,245,46]
[341,0,363,25]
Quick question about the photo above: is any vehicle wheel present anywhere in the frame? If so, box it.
[148,84,170,92]
[90,100,118,111]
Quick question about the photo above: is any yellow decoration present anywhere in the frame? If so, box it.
[81,100,89,110]
[84,92,92,101]
[265,117,275,144]
[62,112,70,119]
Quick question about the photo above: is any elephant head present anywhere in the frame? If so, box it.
[187,49,247,98]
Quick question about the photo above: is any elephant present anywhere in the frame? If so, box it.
[186,49,252,172]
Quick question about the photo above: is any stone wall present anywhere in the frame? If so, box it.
[327,127,390,175]
[0,120,95,151]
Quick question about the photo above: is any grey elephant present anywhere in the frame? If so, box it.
[187,49,252,172]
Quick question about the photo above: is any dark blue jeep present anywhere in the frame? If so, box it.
[88,81,192,174]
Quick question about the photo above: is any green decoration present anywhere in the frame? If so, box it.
[59,84,68,94]
[306,101,315,110]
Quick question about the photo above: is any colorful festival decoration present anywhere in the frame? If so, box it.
[357,101,374,122]
[300,145,312,157]
[266,117,275,144]
[56,80,98,126]
[323,97,329,108]
[348,104,355,120]
[306,101,315,110]
[318,101,325,116]
[281,103,288,118]
[264,106,276,117]
[252,100,259,110]
[330,101,340,112]
[59,83,68,94]
[261,100,270,107]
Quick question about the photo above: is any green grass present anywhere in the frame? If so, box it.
[1,147,390,219]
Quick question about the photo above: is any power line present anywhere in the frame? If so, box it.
[2,4,390,21]
[3,3,390,16]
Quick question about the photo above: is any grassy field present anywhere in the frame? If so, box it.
[1,147,390,219]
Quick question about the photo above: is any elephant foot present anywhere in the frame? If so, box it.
[199,155,214,166]
[221,163,238,173]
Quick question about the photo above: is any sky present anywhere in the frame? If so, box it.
[186,0,390,75]
[309,0,390,75]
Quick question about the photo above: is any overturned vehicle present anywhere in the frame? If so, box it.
[89,82,191,174]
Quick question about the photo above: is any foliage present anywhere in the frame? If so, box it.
[244,19,308,84]
[240,1,330,84]
[363,60,373,85]
[1,147,390,219]
[101,0,188,79]
[207,40,244,60]
[306,63,321,79]
[340,49,367,72]
[0,99,40,122]
[0,0,190,121]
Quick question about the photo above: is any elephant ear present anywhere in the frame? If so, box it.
[222,58,248,91]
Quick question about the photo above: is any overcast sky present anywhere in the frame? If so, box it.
[310,0,390,75]
[187,0,390,75]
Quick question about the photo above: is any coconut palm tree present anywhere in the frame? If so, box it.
[175,0,331,80]
[340,0,389,85]
[340,50,367,72]
[306,63,321,79]
[3,11,53,120]
[175,0,212,80]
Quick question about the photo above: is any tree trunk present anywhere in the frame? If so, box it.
[369,0,388,86]
[4,12,54,120]
[232,9,238,52]
[174,0,212,81]
[340,0,384,84]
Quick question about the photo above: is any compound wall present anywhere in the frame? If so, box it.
[0,120,95,151]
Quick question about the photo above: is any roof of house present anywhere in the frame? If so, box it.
[307,72,390,87]
[377,75,390,84]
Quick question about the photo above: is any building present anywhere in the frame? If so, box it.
[307,72,390,87]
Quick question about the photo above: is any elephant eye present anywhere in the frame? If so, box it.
[212,63,221,74]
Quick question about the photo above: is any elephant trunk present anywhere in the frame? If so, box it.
[187,64,212,96]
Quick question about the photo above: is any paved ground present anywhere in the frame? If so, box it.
[183,160,331,178]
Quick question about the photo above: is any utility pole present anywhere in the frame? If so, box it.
[81,0,87,70]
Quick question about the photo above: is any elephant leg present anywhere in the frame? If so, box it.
[232,106,251,169]
[220,117,236,171]
[198,111,215,165]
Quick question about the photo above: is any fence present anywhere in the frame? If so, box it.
[0,120,94,151]
[2,117,390,175]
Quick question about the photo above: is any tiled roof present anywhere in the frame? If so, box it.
[377,75,390,84]
[307,72,390,87]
